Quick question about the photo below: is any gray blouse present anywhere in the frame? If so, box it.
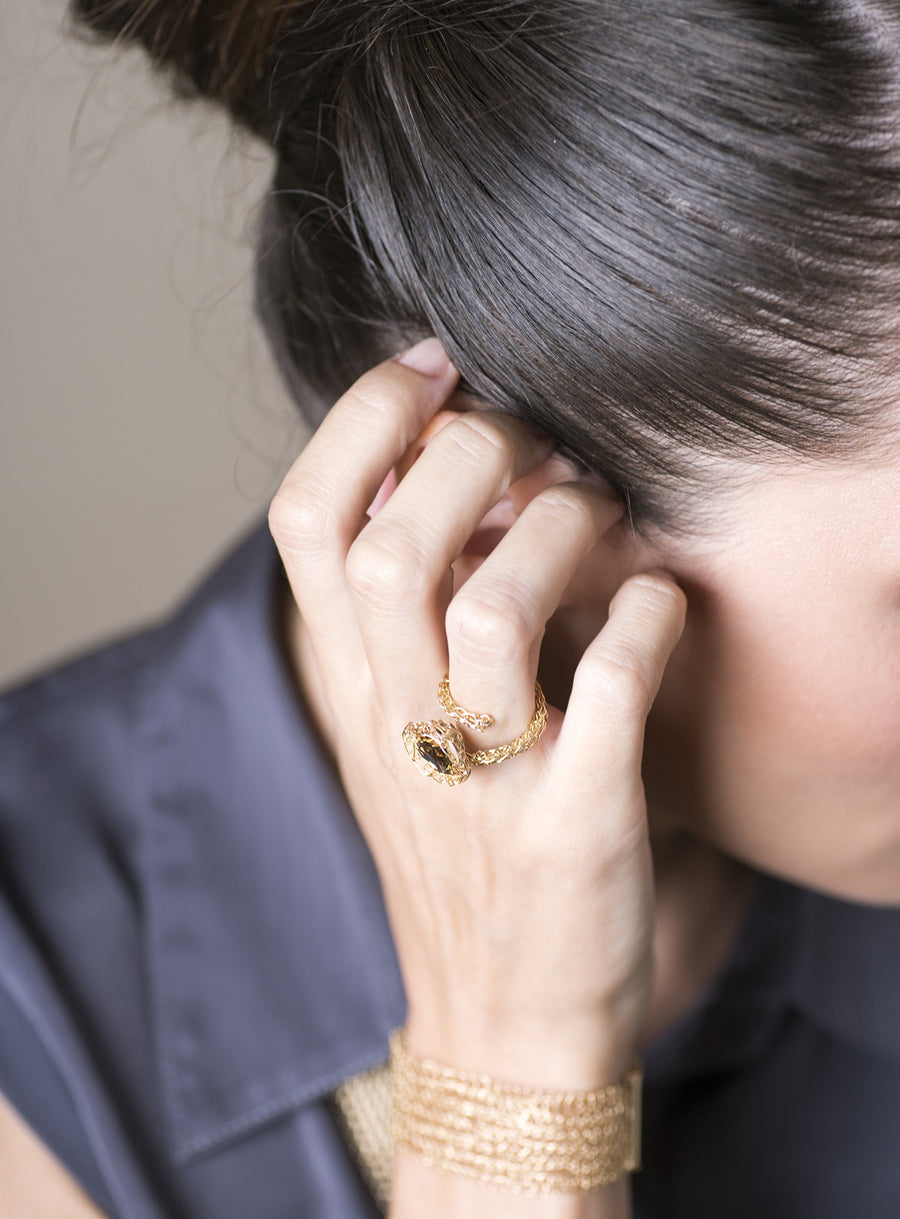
[1,524,898,1218]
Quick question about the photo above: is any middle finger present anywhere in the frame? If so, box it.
[345,411,553,720]
[444,481,622,747]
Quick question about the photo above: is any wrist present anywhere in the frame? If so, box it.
[402,1007,640,1092]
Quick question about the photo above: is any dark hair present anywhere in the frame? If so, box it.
[71,0,900,524]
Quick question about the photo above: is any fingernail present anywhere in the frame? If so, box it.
[397,337,451,377]
[367,468,398,517]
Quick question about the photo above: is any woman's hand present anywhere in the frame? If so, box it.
[269,338,686,1093]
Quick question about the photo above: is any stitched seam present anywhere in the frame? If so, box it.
[172,1047,391,1162]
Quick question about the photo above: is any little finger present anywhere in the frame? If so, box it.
[554,573,687,816]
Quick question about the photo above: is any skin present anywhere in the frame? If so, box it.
[642,457,900,903]
[523,438,900,905]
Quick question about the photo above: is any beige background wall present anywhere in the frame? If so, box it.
[0,0,303,689]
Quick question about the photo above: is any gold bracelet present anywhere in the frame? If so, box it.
[390,1031,642,1195]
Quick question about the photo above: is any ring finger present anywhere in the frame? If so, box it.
[443,482,623,750]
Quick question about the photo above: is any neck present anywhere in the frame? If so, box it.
[641,830,756,1046]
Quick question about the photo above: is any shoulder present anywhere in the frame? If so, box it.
[0,522,282,831]
[0,629,161,829]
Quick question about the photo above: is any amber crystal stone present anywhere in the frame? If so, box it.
[417,738,453,774]
[402,719,470,784]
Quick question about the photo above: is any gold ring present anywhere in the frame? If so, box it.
[402,678,548,785]
[437,675,494,731]
[402,719,472,785]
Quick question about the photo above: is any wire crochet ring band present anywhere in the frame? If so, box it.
[437,675,494,731]
[402,679,548,785]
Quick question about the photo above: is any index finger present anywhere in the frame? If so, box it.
[269,338,460,570]
[268,338,459,697]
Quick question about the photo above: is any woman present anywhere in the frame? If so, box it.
[2,0,899,1216]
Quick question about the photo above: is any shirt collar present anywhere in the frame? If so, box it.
[793,885,900,1063]
[140,523,405,1164]
[644,868,900,1087]
[642,872,804,1085]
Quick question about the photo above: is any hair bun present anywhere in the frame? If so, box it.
[71,0,300,139]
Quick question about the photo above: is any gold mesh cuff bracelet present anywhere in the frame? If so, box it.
[390,1031,641,1196]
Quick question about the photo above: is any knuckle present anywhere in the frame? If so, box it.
[443,413,515,465]
[268,482,332,556]
[532,483,598,528]
[446,589,531,662]
[621,573,686,618]
[341,381,406,429]
[580,654,652,719]
[345,529,428,606]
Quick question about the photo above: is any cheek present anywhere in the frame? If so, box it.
[737,605,900,770]
[650,577,900,901]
